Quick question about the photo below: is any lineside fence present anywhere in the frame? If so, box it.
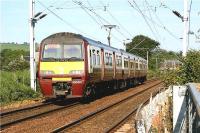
[186,83,200,133]
[173,83,200,133]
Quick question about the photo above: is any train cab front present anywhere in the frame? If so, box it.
[38,33,87,99]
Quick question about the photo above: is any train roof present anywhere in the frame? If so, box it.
[42,32,146,61]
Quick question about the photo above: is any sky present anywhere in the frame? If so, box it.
[0,0,200,52]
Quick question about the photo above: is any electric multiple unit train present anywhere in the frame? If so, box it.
[38,32,147,99]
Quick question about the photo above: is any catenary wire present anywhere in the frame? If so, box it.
[128,0,180,40]
[36,0,98,40]
[129,0,159,41]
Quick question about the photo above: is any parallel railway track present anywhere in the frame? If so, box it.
[52,81,162,133]
[0,79,159,132]
[0,100,80,129]
[1,101,52,116]
[104,87,164,133]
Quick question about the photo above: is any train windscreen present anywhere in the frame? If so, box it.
[42,44,83,61]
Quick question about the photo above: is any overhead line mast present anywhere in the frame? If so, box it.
[29,0,36,91]
[182,0,190,57]
[29,0,47,91]
[102,25,117,46]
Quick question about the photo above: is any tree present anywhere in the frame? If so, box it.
[161,50,200,86]
[126,35,160,59]
[179,50,200,83]
[149,49,179,70]
[0,49,29,71]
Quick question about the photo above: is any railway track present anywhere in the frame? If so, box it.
[0,100,80,129]
[52,81,163,133]
[105,87,164,133]
[1,101,52,116]
[1,79,159,132]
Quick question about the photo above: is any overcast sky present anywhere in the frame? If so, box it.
[1,0,200,52]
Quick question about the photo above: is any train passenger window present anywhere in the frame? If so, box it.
[93,54,96,65]
[118,59,121,67]
[97,55,100,65]
[116,55,118,66]
[130,62,133,68]
[96,50,100,65]
[116,55,122,67]
[105,53,109,65]
[136,63,138,69]
[118,56,122,67]
[109,54,112,66]
[90,50,92,66]
[116,60,119,66]
[124,60,128,68]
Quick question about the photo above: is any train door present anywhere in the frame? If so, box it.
[88,45,93,73]
[128,56,131,78]
[113,52,116,79]
[104,50,114,80]
[122,54,124,78]
[133,58,136,78]
[101,49,104,80]
[90,46,101,82]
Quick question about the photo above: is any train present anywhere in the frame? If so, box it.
[38,32,147,100]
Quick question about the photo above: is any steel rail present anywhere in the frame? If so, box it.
[104,87,165,133]
[1,98,77,116]
[0,102,52,116]
[0,102,80,129]
[52,81,162,133]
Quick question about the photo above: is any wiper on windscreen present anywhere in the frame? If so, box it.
[42,57,57,61]
[67,57,83,61]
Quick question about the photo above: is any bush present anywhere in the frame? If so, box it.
[147,69,160,80]
[161,50,200,86]
[0,49,29,71]
[0,70,40,104]
[179,50,200,83]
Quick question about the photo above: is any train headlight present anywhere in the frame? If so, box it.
[40,70,55,75]
[69,70,83,75]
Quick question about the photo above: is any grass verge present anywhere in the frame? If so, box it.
[0,70,41,105]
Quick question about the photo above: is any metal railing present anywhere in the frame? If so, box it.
[186,83,200,133]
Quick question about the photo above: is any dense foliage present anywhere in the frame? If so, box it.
[180,50,200,83]
[161,50,200,86]
[0,70,40,104]
[149,49,179,70]
[0,49,29,71]
[126,35,160,59]
[0,48,40,105]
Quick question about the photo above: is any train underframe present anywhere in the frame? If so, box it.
[43,76,147,101]
[84,76,147,99]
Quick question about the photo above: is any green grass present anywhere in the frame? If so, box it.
[0,43,29,52]
[0,70,40,105]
